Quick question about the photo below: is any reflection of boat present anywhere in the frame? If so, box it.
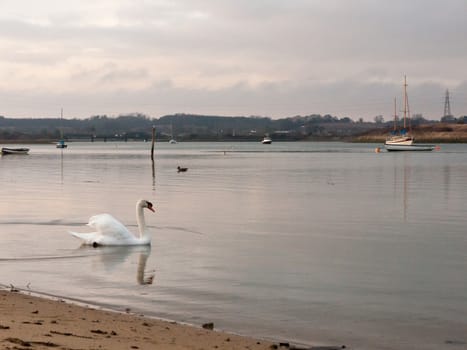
[1,147,30,155]
[261,135,272,144]
[384,76,434,152]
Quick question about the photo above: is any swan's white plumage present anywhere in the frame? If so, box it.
[69,199,155,246]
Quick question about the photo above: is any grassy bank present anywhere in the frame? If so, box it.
[354,123,467,143]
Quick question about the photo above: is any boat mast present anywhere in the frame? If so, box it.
[393,97,397,131]
[403,75,408,130]
[60,108,64,139]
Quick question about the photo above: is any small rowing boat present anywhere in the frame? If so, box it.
[1,147,30,155]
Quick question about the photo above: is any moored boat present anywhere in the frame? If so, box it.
[385,77,414,147]
[1,147,30,155]
[168,124,177,144]
[56,108,68,148]
[261,135,272,144]
[384,76,435,152]
[56,139,67,148]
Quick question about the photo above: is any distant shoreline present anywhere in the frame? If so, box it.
[2,123,467,144]
[1,137,466,144]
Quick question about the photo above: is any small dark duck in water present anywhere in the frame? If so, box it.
[177,166,188,173]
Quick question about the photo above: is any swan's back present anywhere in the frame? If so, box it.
[88,213,133,240]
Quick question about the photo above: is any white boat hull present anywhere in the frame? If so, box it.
[1,147,30,155]
[385,144,435,152]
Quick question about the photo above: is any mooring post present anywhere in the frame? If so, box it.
[151,126,155,161]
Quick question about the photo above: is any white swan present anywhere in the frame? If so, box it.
[69,199,155,246]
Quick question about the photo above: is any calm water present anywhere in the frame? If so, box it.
[1,142,466,349]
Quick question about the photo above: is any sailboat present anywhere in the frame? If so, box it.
[56,108,68,148]
[261,134,272,144]
[385,76,414,147]
[168,123,177,144]
[384,76,435,151]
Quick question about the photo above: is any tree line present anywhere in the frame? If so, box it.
[0,112,456,142]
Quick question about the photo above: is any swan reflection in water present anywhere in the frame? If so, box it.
[79,245,155,285]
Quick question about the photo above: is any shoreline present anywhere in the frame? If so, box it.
[0,286,278,350]
[0,286,349,350]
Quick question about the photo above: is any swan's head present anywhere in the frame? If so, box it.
[142,199,155,212]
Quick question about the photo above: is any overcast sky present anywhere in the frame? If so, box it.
[1,0,466,121]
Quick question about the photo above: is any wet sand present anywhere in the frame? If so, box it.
[0,288,275,350]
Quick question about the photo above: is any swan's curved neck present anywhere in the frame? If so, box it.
[136,202,148,239]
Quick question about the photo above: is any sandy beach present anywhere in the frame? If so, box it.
[0,288,277,350]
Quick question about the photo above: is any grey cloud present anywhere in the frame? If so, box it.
[2,77,464,120]
[0,0,466,119]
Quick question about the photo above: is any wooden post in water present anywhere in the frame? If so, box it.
[151,126,155,161]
